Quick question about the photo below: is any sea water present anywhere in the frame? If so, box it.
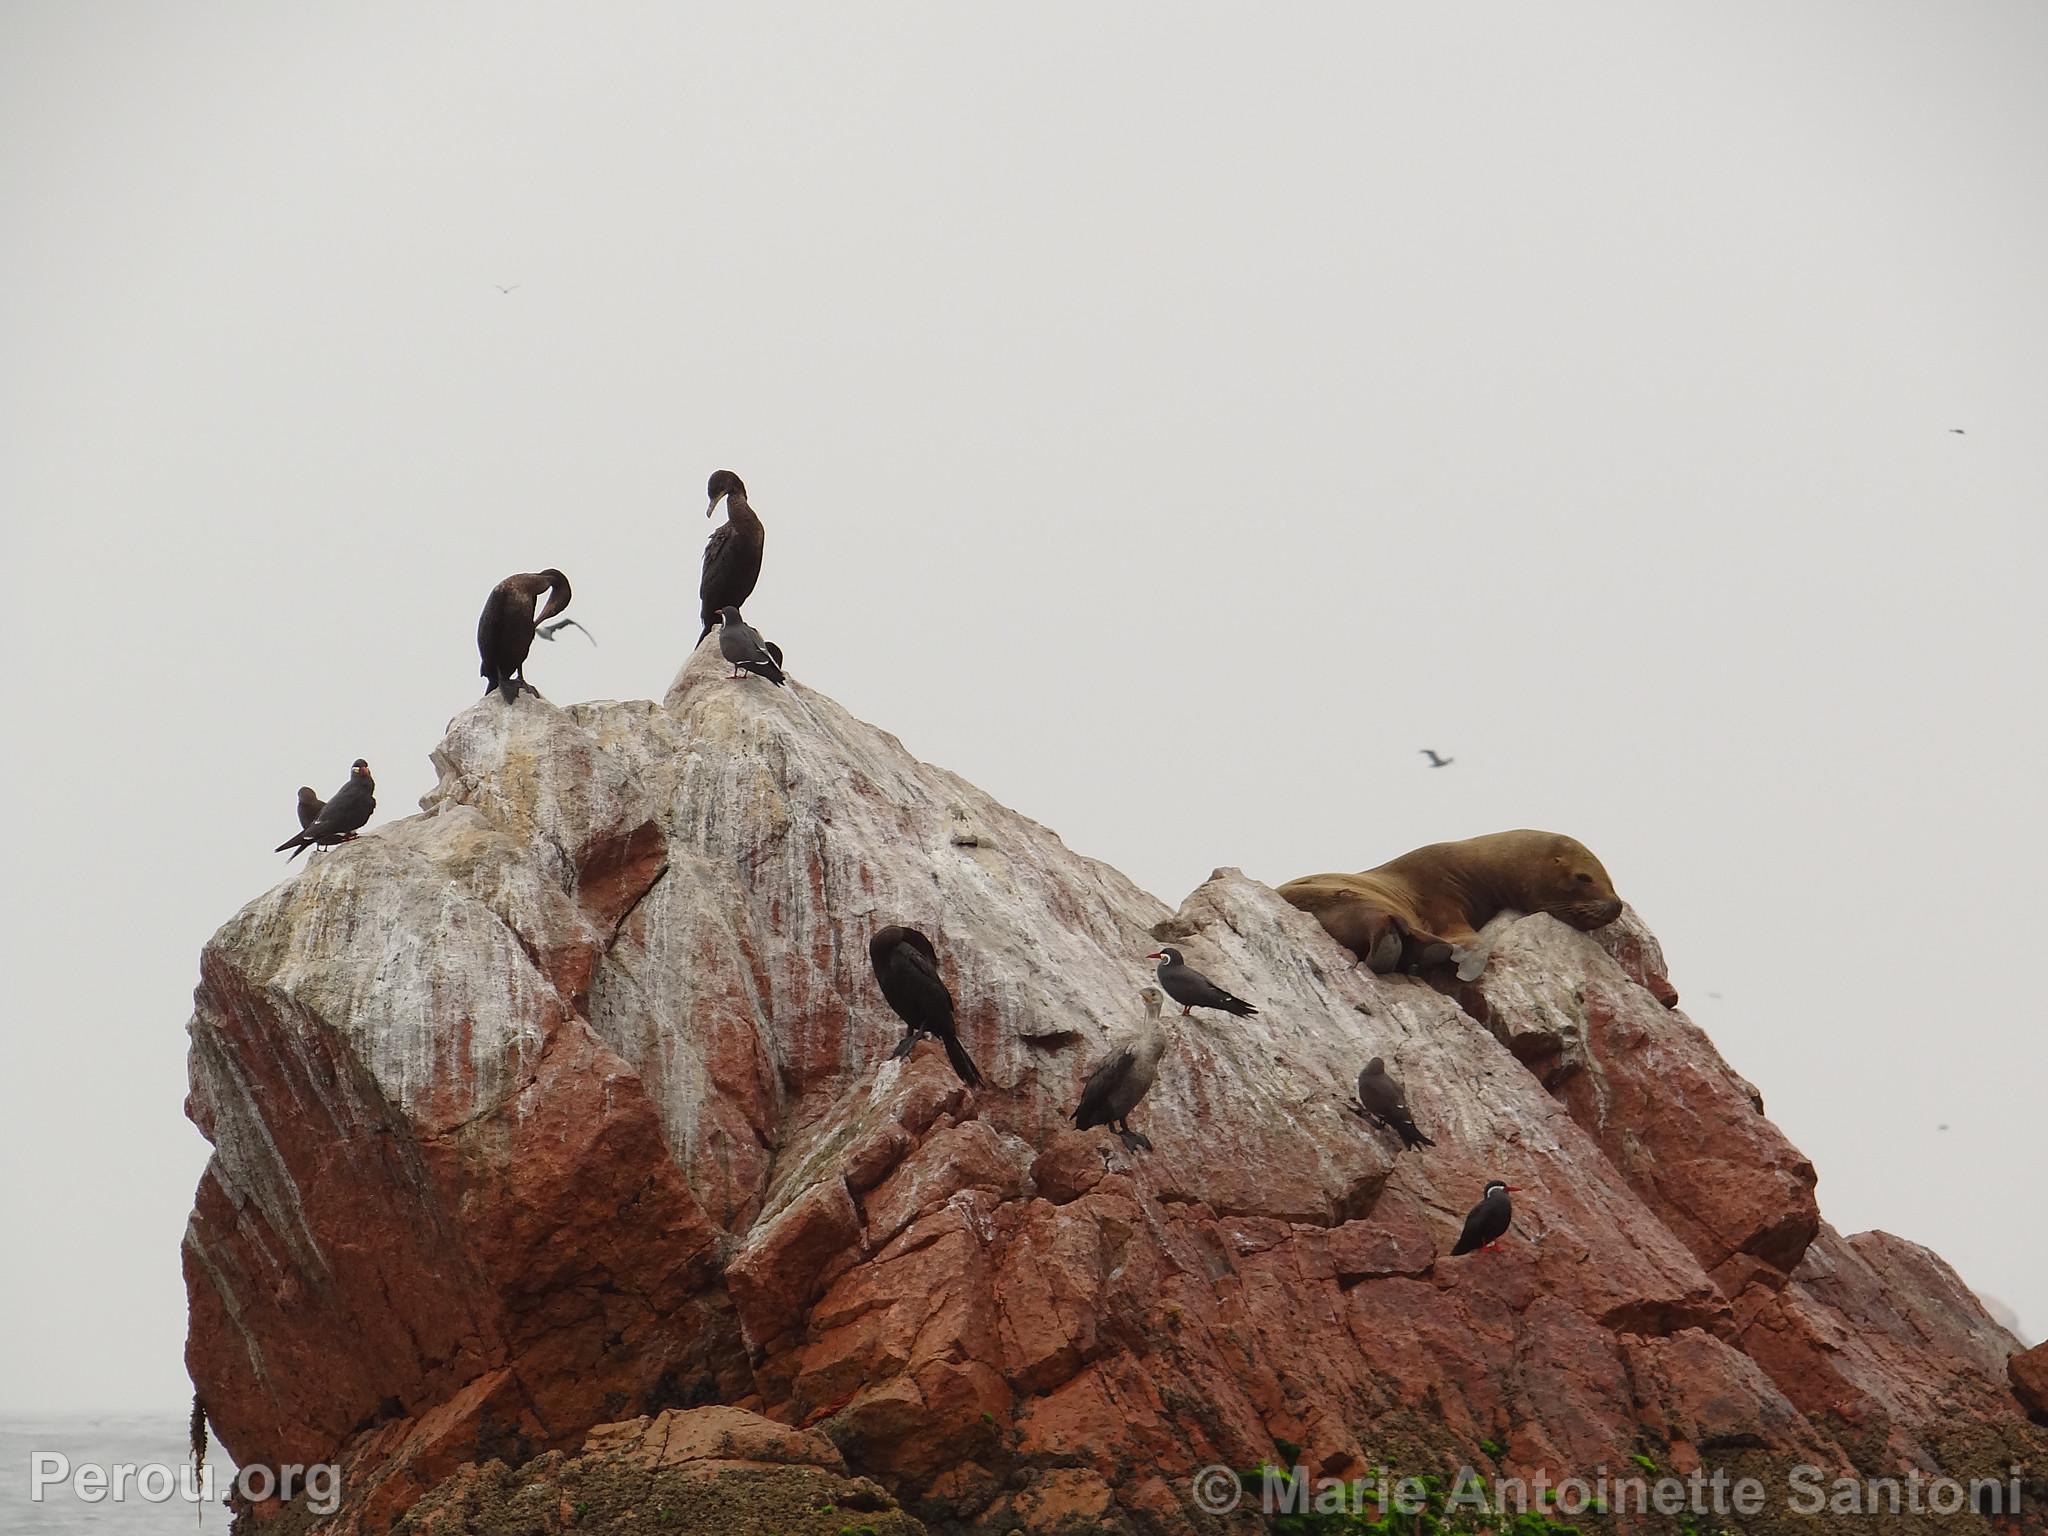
[0,1414,232,1536]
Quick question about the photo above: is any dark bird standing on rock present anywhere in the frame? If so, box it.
[1451,1179,1517,1256]
[1146,946,1258,1017]
[700,469,764,641]
[868,926,982,1088]
[276,760,375,860]
[715,607,785,685]
[477,570,572,700]
[1072,987,1168,1152]
[1351,1057,1434,1150]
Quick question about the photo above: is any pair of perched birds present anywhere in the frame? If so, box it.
[871,928,1519,1256]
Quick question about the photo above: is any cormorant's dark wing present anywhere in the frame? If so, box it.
[1072,1047,1136,1129]
[699,518,764,636]
[477,585,510,686]
[878,941,954,1034]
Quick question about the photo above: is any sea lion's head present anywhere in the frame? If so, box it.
[1531,833,1624,930]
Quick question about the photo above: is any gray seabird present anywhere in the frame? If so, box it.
[715,606,785,685]
[1351,1057,1434,1150]
[1071,986,1169,1152]
[1145,946,1258,1017]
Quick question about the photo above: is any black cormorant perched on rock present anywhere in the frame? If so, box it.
[1451,1179,1517,1256]
[477,570,571,700]
[1071,987,1168,1152]
[1145,947,1258,1017]
[715,607,785,685]
[699,470,763,641]
[276,760,375,860]
[869,925,982,1088]
[1351,1058,1434,1150]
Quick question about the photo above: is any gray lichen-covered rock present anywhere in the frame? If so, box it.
[183,639,2047,1533]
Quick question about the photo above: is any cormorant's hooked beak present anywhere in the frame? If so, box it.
[706,494,725,518]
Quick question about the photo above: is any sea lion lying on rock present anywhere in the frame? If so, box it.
[1279,829,1627,978]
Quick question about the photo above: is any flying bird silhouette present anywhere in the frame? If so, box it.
[1420,749,1454,768]
[493,284,520,294]
[1949,428,1965,434]
[536,618,595,645]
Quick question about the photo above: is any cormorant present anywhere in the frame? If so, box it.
[1071,987,1168,1152]
[869,925,982,1088]
[1451,1179,1517,1256]
[715,607,785,685]
[1146,946,1258,1017]
[1351,1058,1434,1150]
[700,469,763,641]
[477,569,571,700]
[276,760,375,860]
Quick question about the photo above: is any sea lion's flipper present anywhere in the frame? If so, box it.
[1451,940,1495,983]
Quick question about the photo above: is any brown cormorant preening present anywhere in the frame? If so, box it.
[868,925,982,1088]
[276,760,375,860]
[1145,947,1258,1017]
[1451,1179,1517,1256]
[715,607,785,685]
[477,569,571,700]
[1071,987,1168,1152]
[1351,1058,1434,1150]
[699,469,763,641]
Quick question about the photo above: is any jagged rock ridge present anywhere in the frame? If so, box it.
[183,640,2045,1533]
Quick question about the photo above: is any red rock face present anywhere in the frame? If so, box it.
[184,646,2046,1533]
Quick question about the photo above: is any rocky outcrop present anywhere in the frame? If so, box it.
[183,641,2045,1533]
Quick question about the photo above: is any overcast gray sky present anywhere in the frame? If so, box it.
[4,2,2044,1414]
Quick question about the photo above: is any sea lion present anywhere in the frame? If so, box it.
[1278,829,1625,973]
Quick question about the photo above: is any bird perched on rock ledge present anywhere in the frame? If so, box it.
[1146,946,1258,1017]
[1451,1179,1517,1255]
[1351,1057,1434,1150]
[869,925,982,1088]
[477,570,572,700]
[700,470,764,641]
[715,607,785,685]
[1072,987,1169,1152]
[276,760,375,860]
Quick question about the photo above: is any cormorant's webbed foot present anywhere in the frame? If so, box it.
[890,1031,922,1061]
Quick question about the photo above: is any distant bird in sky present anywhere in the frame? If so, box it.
[276,760,375,860]
[1949,428,1965,434]
[1146,947,1258,1017]
[536,617,595,646]
[869,925,982,1088]
[493,284,520,294]
[477,569,572,700]
[715,606,785,685]
[700,469,764,641]
[1420,749,1454,768]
